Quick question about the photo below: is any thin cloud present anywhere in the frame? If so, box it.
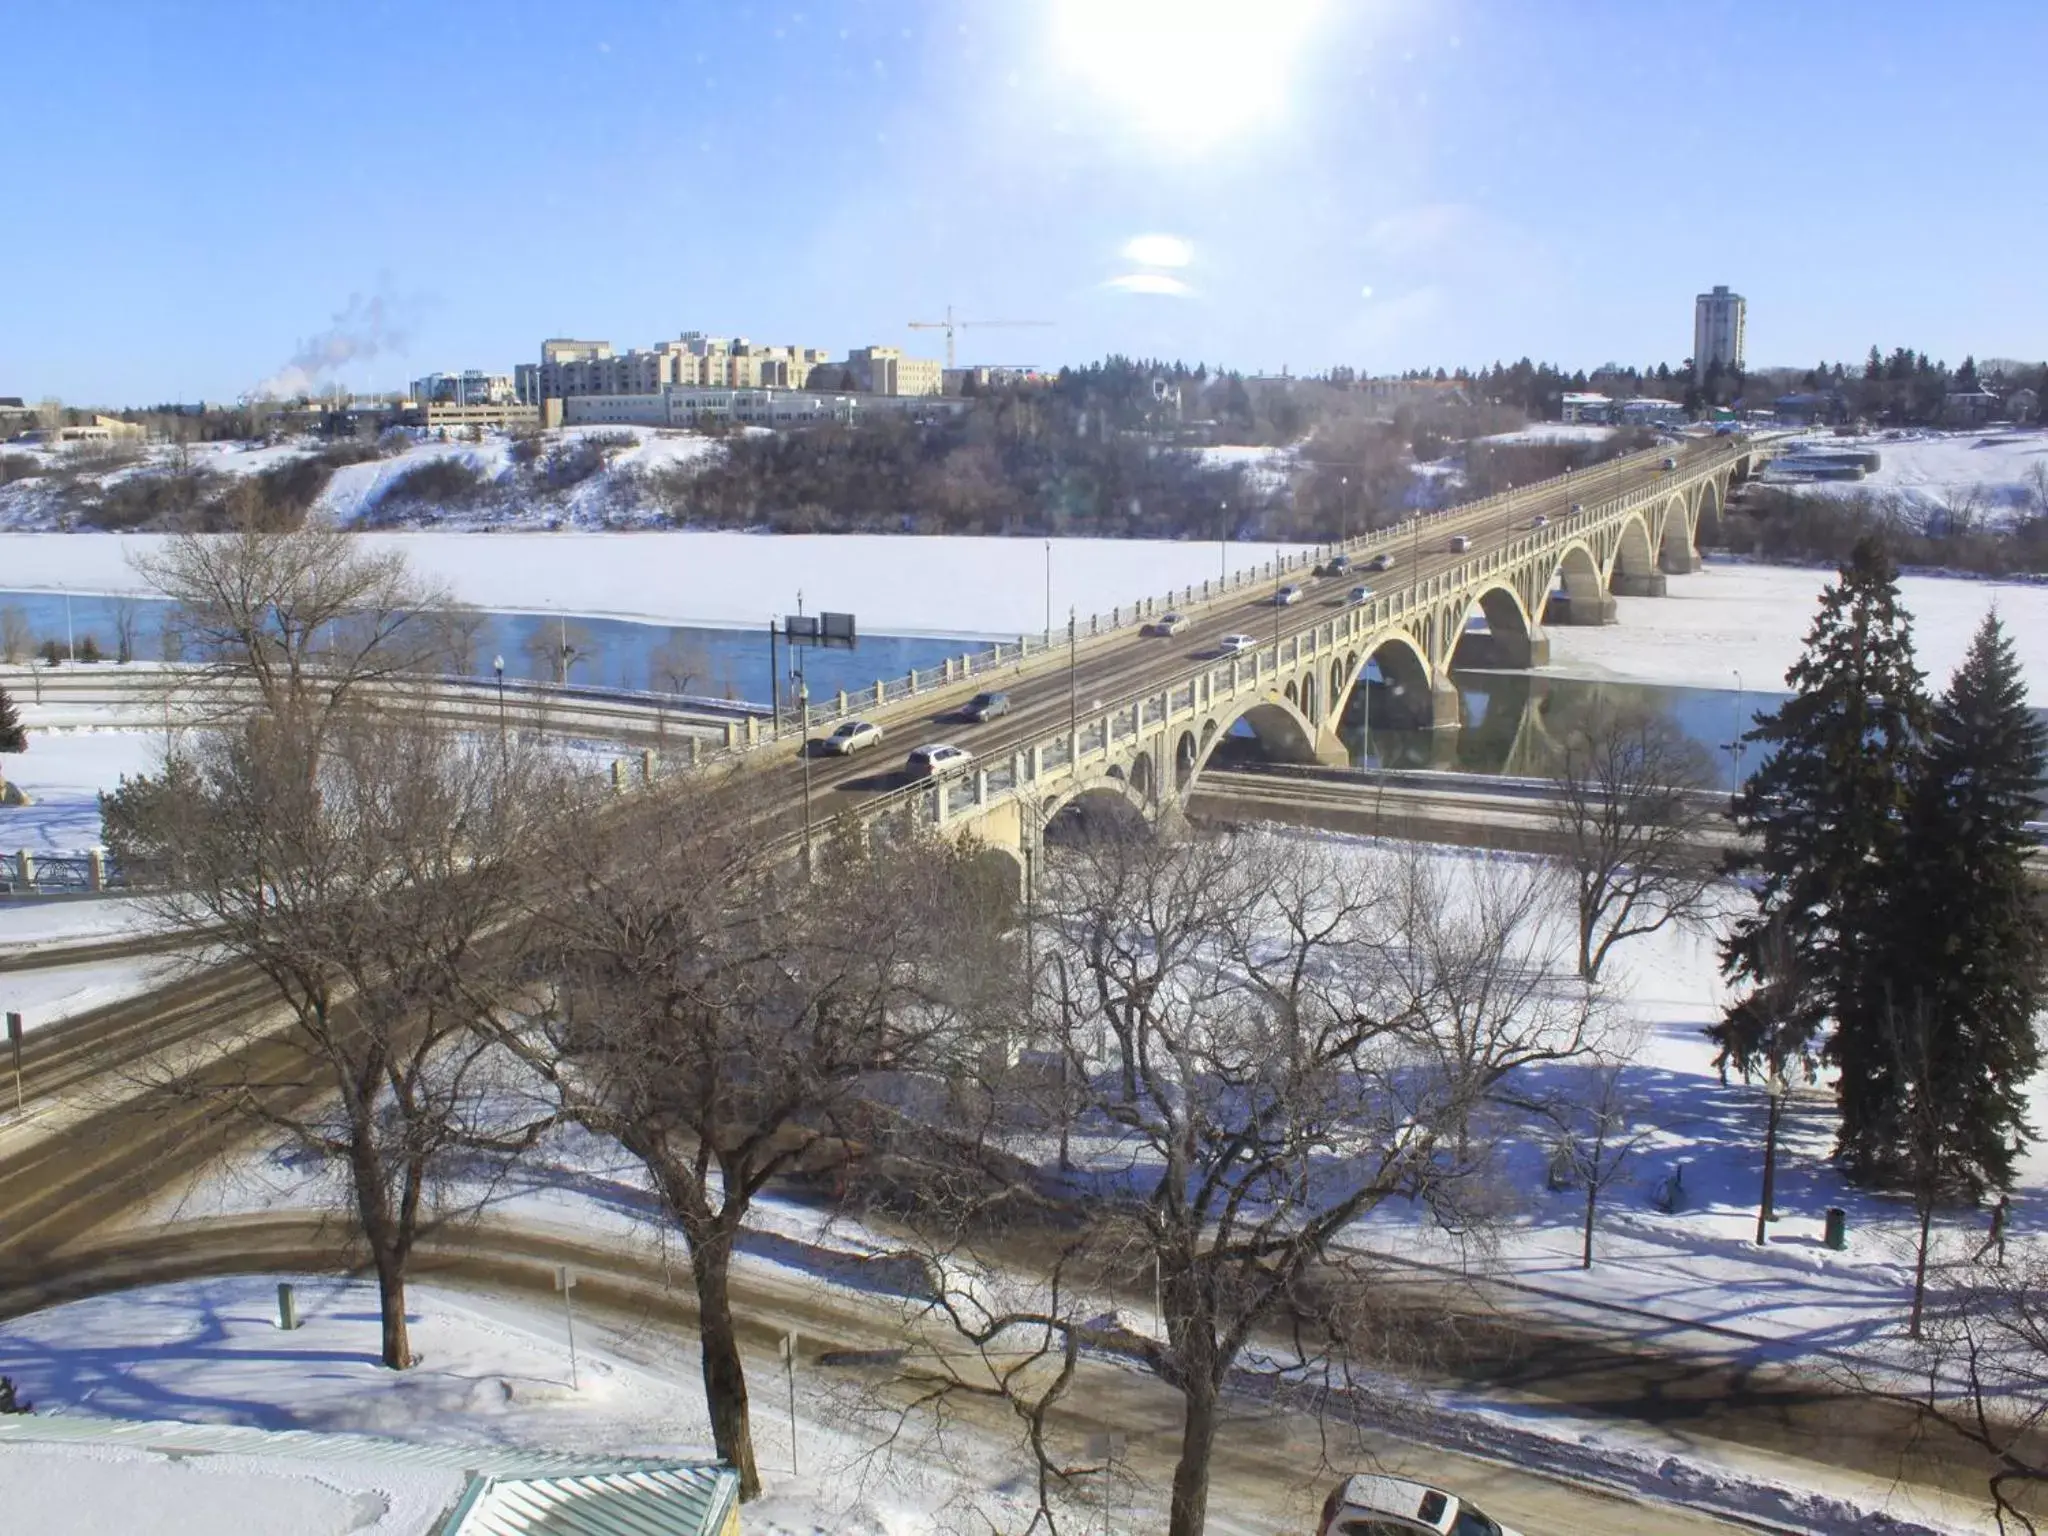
[1104,272,1196,298]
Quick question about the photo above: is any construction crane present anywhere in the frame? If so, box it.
[908,306,1053,371]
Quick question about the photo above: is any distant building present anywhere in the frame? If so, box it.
[1561,392,1613,424]
[1693,285,1746,380]
[422,400,541,432]
[1943,388,2003,427]
[15,414,146,446]
[1772,392,1845,426]
[0,397,34,434]
[555,384,963,431]
[411,370,516,406]
[527,334,833,403]
[827,345,943,398]
[1619,397,1687,427]
[943,364,1047,394]
[2007,387,2039,423]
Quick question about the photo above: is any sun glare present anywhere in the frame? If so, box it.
[1122,233,1193,268]
[1053,0,1325,152]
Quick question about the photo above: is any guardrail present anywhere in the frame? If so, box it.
[1,849,137,897]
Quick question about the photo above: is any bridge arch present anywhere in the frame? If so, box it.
[1448,583,1538,670]
[1040,772,1154,844]
[1613,511,1656,583]
[1696,478,1724,547]
[1658,492,1696,573]
[1334,630,1436,732]
[1173,728,1199,792]
[1547,541,1608,623]
[1191,692,1323,781]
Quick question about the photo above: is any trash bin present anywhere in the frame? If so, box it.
[1823,1207,1848,1251]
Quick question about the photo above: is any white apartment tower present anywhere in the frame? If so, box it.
[1693,285,1746,379]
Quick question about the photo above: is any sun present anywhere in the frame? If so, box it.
[1052,0,1325,153]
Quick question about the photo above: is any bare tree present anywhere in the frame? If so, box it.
[111,599,139,665]
[101,709,558,1368]
[649,626,711,697]
[1875,1255,2048,1532]
[521,618,598,687]
[129,518,457,746]
[911,828,1598,1536]
[501,777,1013,1498]
[1536,1049,1651,1269]
[1548,701,1721,980]
[0,605,30,665]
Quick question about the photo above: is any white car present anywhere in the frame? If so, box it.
[819,719,883,755]
[1217,633,1256,654]
[1144,610,1189,637]
[1318,1474,1522,1536]
[1529,512,1550,529]
[905,743,972,778]
[1272,584,1304,606]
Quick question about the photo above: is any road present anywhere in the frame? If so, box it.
[0,1211,1781,1536]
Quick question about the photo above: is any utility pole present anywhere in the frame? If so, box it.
[554,1265,579,1390]
[1044,539,1052,649]
[1067,607,1078,753]
[492,655,506,753]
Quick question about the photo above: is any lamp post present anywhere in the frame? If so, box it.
[1273,544,1284,653]
[1067,606,1078,752]
[1756,1069,1788,1245]
[1043,538,1052,650]
[800,678,814,859]
[1339,474,1349,546]
[493,654,506,746]
[1730,668,1745,784]
[1219,499,1230,589]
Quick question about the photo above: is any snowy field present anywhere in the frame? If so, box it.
[1479,424,1620,447]
[0,727,163,856]
[1766,428,2048,520]
[0,530,1311,639]
[1541,560,2048,704]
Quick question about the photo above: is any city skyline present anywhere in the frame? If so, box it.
[6,0,2046,404]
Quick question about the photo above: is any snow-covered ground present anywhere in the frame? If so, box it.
[1765,428,2048,521]
[0,727,163,856]
[0,954,177,1030]
[0,531,1312,639]
[1541,560,2048,704]
[1196,441,1299,495]
[1479,424,1620,447]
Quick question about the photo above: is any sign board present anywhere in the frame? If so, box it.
[784,612,856,651]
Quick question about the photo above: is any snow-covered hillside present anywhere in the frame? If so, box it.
[1764,428,2048,522]
[0,426,723,533]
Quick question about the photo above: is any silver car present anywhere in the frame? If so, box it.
[819,719,883,755]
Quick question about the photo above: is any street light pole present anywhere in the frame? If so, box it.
[1730,668,1745,784]
[493,654,506,748]
[1068,606,1078,751]
[1044,538,1052,649]
[799,674,814,873]
[1273,544,1283,652]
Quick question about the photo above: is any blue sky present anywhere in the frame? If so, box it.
[6,0,2044,404]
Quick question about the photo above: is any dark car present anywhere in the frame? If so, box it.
[959,690,1011,722]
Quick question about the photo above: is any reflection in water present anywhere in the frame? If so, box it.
[1338,670,1790,790]
[0,590,982,709]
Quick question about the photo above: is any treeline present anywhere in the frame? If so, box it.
[1724,486,2048,577]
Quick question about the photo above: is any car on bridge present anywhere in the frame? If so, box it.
[1529,512,1550,529]
[1317,553,1352,577]
[1217,633,1256,654]
[1318,1474,1520,1536]
[1272,584,1304,605]
[1143,611,1189,637]
[905,743,972,778]
[1346,584,1374,605]
[957,690,1012,722]
[819,719,884,755]
[1661,455,1678,470]
[1364,553,1395,572]
[1449,535,1471,552]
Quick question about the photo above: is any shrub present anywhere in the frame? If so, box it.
[378,456,490,510]
[0,453,40,485]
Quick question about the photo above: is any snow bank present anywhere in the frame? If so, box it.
[0,728,165,855]
[1542,561,2048,704]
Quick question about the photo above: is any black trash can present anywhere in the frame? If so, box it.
[1823,1206,1848,1251]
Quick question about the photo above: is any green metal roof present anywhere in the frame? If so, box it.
[442,1466,739,1536]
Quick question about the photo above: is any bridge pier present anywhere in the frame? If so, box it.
[1552,593,1618,626]
[1611,572,1668,598]
[1661,549,1703,575]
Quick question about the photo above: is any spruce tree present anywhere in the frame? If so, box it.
[1714,537,1928,1178]
[0,682,25,801]
[0,684,24,754]
[1875,611,2048,1195]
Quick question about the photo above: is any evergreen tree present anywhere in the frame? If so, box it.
[0,682,25,801]
[1715,538,1929,1177]
[1872,611,2048,1194]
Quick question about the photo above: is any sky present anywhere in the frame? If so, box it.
[5,0,2046,405]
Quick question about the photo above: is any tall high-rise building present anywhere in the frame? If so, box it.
[1693,285,1746,380]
